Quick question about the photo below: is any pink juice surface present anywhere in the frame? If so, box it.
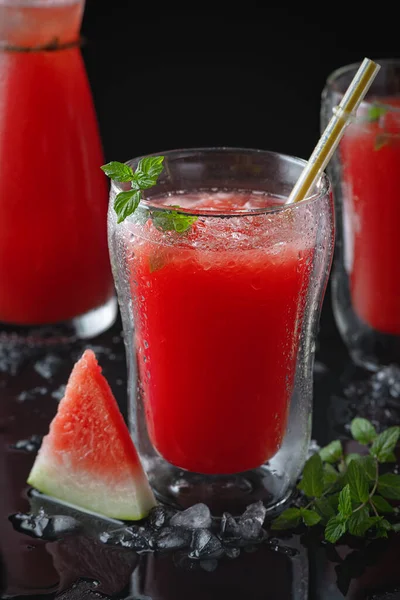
[129,191,315,474]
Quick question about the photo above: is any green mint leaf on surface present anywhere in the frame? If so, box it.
[347,506,372,537]
[314,498,336,521]
[323,463,340,487]
[346,459,370,503]
[371,495,395,514]
[359,455,377,481]
[385,452,397,463]
[392,523,400,532]
[370,427,400,462]
[345,453,362,466]
[369,516,392,539]
[150,209,198,234]
[101,161,134,182]
[319,440,343,463]
[325,516,347,544]
[338,484,353,519]
[102,156,165,223]
[297,453,324,498]
[377,473,400,499]
[368,104,387,122]
[350,418,377,445]
[271,507,302,530]
[114,190,141,224]
[300,508,321,527]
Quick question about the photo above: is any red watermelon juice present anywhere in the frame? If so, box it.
[0,1,113,325]
[340,98,400,334]
[129,191,315,475]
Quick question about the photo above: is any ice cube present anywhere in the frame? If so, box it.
[51,384,66,401]
[10,434,42,453]
[225,546,240,559]
[169,503,212,529]
[189,529,224,560]
[100,526,154,552]
[9,510,50,538]
[17,386,48,402]
[34,353,63,379]
[148,504,174,530]
[219,512,241,541]
[237,501,267,541]
[49,515,82,539]
[55,579,109,600]
[155,526,192,551]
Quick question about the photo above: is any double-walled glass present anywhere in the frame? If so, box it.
[322,59,400,370]
[108,148,334,515]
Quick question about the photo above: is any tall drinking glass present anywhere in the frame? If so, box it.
[108,147,334,515]
[322,59,400,370]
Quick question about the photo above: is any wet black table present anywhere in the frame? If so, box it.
[1,308,400,600]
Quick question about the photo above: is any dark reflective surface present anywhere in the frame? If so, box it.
[1,313,400,599]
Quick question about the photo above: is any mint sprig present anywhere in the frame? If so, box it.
[271,418,400,544]
[101,157,164,224]
[101,157,198,233]
[150,206,198,234]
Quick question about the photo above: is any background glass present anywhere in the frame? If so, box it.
[321,59,400,371]
[108,147,334,516]
[0,0,116,342]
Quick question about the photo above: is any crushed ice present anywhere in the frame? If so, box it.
[9,500,297,571]
[344,364,400,428]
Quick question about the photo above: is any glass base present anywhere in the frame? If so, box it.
[145,457,293,518]
[0,295,118,346]
[332,270,400,372]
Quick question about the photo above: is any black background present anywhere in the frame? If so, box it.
[80,3,400,346]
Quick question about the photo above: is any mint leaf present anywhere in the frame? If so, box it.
[101,161,134,182]
[346,459,369,503]
[271,507,302,530]
[359,455,377,481]
[345,453,362,466]
[298,453,324,498]
[102,155,165,224]
[371,495,394,514]
[350,418,377,445]
[315,498,336,521]
[134,156,164,187]
[323,463,340,487]
[151,209,198,234]
[392,523,400,532]
[369,516,392,538]
[319,440,343,463]
[338,484,353,519]
[325,516,347,544]
[377,473,400,499]
[300,508,321,527]
[368,104,387,121]
[114,190,141,224]
[370,427,400,462]
[347,506,371,537]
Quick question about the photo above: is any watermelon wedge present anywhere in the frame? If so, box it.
[27,349,156,520]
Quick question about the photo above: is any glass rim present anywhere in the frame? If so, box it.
[111,147,331,218]
[325,58,400,114]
